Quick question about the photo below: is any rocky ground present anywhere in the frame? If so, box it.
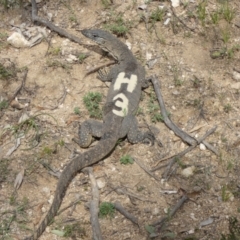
[0,0,240,239]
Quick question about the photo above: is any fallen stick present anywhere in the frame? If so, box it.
[150,75,196,146]
[113,201,139,226]
[83,167,103,240]
[151,195,188,233]
[31,0,83,45]
[150,75,218,155]
[162,126,217,179]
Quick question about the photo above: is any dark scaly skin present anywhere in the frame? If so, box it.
[24,29,148,239]
[24,115,122,240]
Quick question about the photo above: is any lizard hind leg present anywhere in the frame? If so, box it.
[121,115,155,145]
[78,120,103,148]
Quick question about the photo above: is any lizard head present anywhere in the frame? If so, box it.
[81,29,128,60]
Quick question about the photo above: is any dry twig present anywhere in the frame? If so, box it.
[8,68,28,104]
[113,201,139,226]
[150,75,218,155]
[134,157,160,181]
[83,167,103,240]
[151,195,188,233]
[31,0,83,45]
[161,126,217,179]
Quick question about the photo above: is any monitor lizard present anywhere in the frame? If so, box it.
[24,29,154,240]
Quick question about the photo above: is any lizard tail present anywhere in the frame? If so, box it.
[24,134,118,240]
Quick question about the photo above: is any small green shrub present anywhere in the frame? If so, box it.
[120,155,134,165]
[99,202,115,218]
[83,92,102,119]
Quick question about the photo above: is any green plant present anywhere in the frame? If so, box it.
[69,14,77,22]
[78,53,88,63]
[197,1,207,26]
[147,91,165,123]
[171,64,183,86]
[221,185,231,202]
[120,155,134,165]
[220,3,235,23]
[46,59,71,70]
[101,0,112,8]
[137,185,145,192]
[0,0,22,9]
[48,47,61,56]
[224,104,232,113]
[221,217,240,240]
[0,63,16,80]
[10,113,57,149]
[42,146,54,156]
[210,11,220,24]
[227,44,240,59]
[74,107,80,115]
[104,13,132,36]
[0,32,9,50]
[63,223,86,237]
[99,202,115,218]
[0,100,8,111]
[83,92,102,119]
[0,195,29,236]
[150,8,165,22]
[221,28,231,44]
[145,225,157,237]
[0,158,10,183]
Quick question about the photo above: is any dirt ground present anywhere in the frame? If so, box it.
[0,0,240,239]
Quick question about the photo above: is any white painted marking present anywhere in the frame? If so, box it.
[114,72,138,93]
[112,93,129,117]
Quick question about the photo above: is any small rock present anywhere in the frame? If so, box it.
[42,187,50,196]
[200,217,214,227]
[66,54,78,63]
[146,52,152,60]
[48,195,54,204]
[233,70,240,81]
[10,100,25,110]
[138,4,147,10]
[125,41,131,50]
[18,113,30,124]
[172,90,180,95]
[152,207,160,215]
[230,82,240,89]
[171,0,180,7]
[164,18,171,25]
[181,166,195,177]
[147,58,158,69]
[7,32,30,48]
[199,143,206,150]
[41,206,46,213]
[96,178,106,189]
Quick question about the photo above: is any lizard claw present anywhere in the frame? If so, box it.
[142,132,155,146]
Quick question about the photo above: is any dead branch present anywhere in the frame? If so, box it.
[113,201,139,226]
[151,195,188,233]
[161,126,217,179]
[31,0,83,45]
[85,61,116,77]
[83,167,103,240]
[151,75,218,156]
[151,75,196,145]
[134,157,160,181]
[108,183,157,203]
[170,4,195,33]
[8,68,28,104]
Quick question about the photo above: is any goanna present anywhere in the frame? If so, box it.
[24,29,153,240]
